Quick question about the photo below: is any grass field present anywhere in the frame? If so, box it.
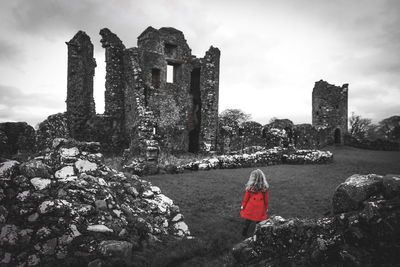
[139,146,400,266]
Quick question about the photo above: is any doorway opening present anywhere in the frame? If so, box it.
[189,68,201,153]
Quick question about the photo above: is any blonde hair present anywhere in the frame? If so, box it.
[245,169,269,192]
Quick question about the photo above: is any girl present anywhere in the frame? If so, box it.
[240,169,269,237]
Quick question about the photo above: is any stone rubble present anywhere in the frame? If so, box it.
[0,138,191,266]
[124,146,333,175]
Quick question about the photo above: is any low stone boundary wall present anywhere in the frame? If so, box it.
[232,173,400,266]
[123,147,333,175]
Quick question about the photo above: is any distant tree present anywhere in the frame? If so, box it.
[269,117,278,124]
[378,115,400,142]
[217,109,251,152]
[349,112,372,140]
[365,124,382,140]
[219,109,251,127]
[241,121,262,135]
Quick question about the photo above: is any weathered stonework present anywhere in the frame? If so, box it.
[99,28,127,150]
[66,31,96,140]
[128,27,220,153]
[312,80,348,144]
[65,26,220,158]
[293,123,330,149]
[199,46,220,151]
[0,122,36,158]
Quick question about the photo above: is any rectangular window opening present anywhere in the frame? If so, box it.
[167,64,174,83]
[166,63,181,84]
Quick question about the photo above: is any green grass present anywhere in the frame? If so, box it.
[141,146,400,266]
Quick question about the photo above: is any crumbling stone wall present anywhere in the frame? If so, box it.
[199,46,220,151]
[233,173,400,266]
[36,113,69,151]
[66,31,96,140]
[262,119,294,148]
[99,28,127,150]
[0,122,36,158]
[125,27,220,154]
[136,27,192,152]
[241,121,264,148]
[312,80,348,144]
[123,48,148,156]
[64,26,220,158]
[293,124,330,149]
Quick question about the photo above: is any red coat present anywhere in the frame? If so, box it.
[240,190,269,221]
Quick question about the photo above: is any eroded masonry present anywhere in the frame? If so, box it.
[312,80,348,145]
[66,27,220,160]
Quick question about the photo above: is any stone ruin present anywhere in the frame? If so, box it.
[1,28,350,161]
[216,80,349,153]
[0,138,191,266]
[312,80,348,145]
[65,27,220,163]
[264,80,348,149]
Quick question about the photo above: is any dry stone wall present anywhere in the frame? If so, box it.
[233,173,400,266]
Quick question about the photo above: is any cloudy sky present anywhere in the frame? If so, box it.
[0,0,399,127]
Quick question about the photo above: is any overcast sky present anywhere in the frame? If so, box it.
[0,0,399,127]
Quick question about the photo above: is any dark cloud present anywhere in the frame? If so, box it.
[0,40,22,62]
[350,100,400,123]
[11,0,100,34]
[0,85,63,108]
[0,0,399,126]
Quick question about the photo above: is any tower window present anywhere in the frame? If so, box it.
[166,62,181,83]
[167,65,174,83]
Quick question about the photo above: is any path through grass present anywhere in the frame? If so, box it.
[142,146,400,266]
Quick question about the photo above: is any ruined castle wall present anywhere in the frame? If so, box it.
[123,48,149,156]
[293,124,331,149]
[199,46,220,151]
[312,80,348,144]
[0,122,36,158]
[66,31,96,140]
[65,26,219,156]
[99,28,127,149]
[100,28,126,119]
[123,48,144,139]
[135,27,194,153]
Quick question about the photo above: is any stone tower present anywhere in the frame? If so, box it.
[66,31,96,140]
[312,80,348,144]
